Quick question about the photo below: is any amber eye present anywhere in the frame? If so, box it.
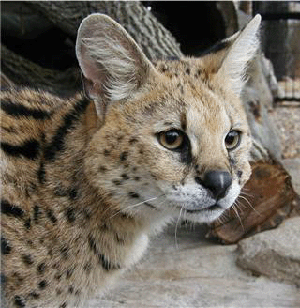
[158,130,185,150]
[225,130,241,150]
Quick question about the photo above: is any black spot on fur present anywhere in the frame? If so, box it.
[66,207,76,223]
[88,236,97,254]
[27,240,33,247]
[1,99,51,119]
[83,263,92,274]
[176,83,184,93]
[160,66,168,73]
[68,188,78,200]
[66,268,74,279]
[38,280,47,289]
[60,247,68,259]
[229,157,236,165]
[112,179,122,186]
[54,273,62,281]
[22,254,34,266]
[56,288,62,295]
[120,152,127,162]
[14,295,26,307]
[44,98,90,161]
[134,177,141,181]
[48,248,53,256]
[128,192,140,198]
[82,209,91,220]
[186,68,190,75]
[53,186,68,197]
[237,170,243,178]
[115,233,126,244]
[180,112,187,131]
[37,162,46,184]
[99,222,110,231]
[46,209,57,224]
[37,263,46,274]
[1,199,24,218]
[1,139,40,160]
[28,292,39,299]
[150,173,158,180]
[129,138,138,144]
[121,174,129,180]
[68,286,74,294]
[87,235,120,271]
[52,263,59,269]
[33,205,42,223]
[60,302,67,308]
[142,104,156,115]
[104,149,110,156]
[98,166,107,173]
[24,218,31,229]
[98,254,121,271]
[75,290,81,296]
[194,69,202,78]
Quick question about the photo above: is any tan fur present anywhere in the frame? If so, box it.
[1,14,260,308]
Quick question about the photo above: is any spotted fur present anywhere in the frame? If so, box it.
[1,14,261,307]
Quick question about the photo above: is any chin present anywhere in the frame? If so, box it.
[184,207,225,224]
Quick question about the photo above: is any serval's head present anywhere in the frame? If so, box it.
[76,14,261,224]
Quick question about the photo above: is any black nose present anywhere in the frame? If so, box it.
[195,171,232,200]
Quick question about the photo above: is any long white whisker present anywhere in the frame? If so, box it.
[108,196,160,220]
[240,190,254,198]
[174,206,184,249]
[232,203,245,231]
[238,195,261,216]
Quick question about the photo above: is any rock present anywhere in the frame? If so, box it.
[282,158,300,195]
[236,217,300,286]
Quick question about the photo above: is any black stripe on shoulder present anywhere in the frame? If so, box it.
[44,98,90,161]
[98,254,121,271]
[1,199,24,218]
[1,139,40,160]
[1,99,51,119]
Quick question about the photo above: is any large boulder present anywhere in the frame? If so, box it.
[236,217,300,286]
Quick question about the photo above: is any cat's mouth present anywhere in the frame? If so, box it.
[183,203,221,213]
[171,202,226,223]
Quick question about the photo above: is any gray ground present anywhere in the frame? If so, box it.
[87,106,300,308]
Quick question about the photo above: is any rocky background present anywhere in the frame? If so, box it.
[1,1,300,306]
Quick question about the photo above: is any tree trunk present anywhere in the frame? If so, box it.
[1,1,181,97]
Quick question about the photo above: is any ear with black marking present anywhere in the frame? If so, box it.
[76,14,155,114]
[203,14,261,97]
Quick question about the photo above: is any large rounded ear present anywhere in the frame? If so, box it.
[202,14,262,97]
[76,14,155,115]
